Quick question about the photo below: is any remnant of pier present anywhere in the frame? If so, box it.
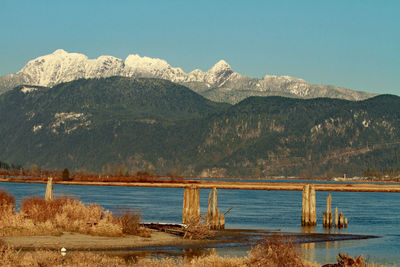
[182,186,225,230]
[302,185,317,226]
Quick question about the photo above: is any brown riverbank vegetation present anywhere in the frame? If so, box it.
[0,235,320,267]
[0,190,149,237]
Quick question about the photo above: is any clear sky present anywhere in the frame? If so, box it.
[1,0,399,95]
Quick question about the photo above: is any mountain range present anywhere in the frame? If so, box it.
[0,76,398,177]
[0,49,376,104]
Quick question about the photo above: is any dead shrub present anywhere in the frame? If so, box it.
[21,197,66,222]
[18,196,115,235]
[21,197,102,224]
[247,235,304,267]
[0,190,15,215]
[183,216,213,240]
[322,252,366,267]
[115,207,149,237]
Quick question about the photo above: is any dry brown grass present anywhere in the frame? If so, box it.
[17,196,123,236]
[247,235,306,267]
[0,240,385,267]
[0,191,149,237]
[114,207,151,237]
[0,244,246,267]
[0,189,15,215]
[0,244,126,267]
[183,216,213,240]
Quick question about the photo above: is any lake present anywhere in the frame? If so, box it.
[1,181,399,265]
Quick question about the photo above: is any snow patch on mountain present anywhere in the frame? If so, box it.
[32,124,43,133]
[21,86,38,94]
[51,112,91,134]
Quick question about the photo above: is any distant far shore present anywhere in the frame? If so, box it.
[2,177,400,193]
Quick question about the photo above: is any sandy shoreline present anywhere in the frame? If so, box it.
[2,229,378,251]
[1,231,219,251]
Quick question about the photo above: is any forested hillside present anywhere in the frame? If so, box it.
[0,77,398,177]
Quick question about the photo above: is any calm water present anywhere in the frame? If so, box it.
[1,182,399,265]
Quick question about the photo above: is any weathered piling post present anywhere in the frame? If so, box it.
[302,187,305,225]
[302,184,317,226]
[323,212,327,227]
[323,194,333,228]
[219,214,225,230]
[310,185,317,226]
[212,187,218,229]
[302,185,310,225]
[182,187,188,223]
[45,177,53,201]
[194,186,200,217]
[189,186,195,218]
[327,194,332,228]
[339,212,344,228]
[182,186,201,224]
[207,191,212,225]
[335,207,339,228]
[344,217,348,228]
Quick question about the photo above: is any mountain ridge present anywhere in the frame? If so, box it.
[0,49,376,103]
[0,77,398,177]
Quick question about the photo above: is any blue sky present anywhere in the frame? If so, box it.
[1,0,399,95]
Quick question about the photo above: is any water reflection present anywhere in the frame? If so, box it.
[1,182,400,265]
[301,226,316,234]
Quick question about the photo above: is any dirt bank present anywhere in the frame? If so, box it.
[1,230,219,250]
[1,229,378,251]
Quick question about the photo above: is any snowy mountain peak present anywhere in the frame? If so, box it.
[18,49,124,86]
[208,60,232,73]
[52,49,68,55]
[124,54,188,82]
[124,54,170,69]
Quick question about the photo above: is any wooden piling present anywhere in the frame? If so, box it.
[191,186,197,218]
[339,212,344,228]
[310,185,317,225]
[302,185,311,225]
[194,187,200,217]
[182,187,188,223]
[335,207,338,228]
[219,214,225,230]
[183,186,202,224]
[344,217,348,228]
[327,194,332,228]
[305,185,310,225]
[302,186,306,225]
[323,212,327,227]
[324,194,333,228]
[45,177,53,201]
[212,187,218,229]
[207,191,212,225]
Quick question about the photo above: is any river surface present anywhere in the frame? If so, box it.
[1,181,399,265]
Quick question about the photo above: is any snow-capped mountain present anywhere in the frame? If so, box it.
[0,49,376,103]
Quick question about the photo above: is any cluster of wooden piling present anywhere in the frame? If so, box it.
[302,185,317,226]
[206,187,225,230]
[323,194,348,228]
[182,186,225,230]
[182,186,200,223]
